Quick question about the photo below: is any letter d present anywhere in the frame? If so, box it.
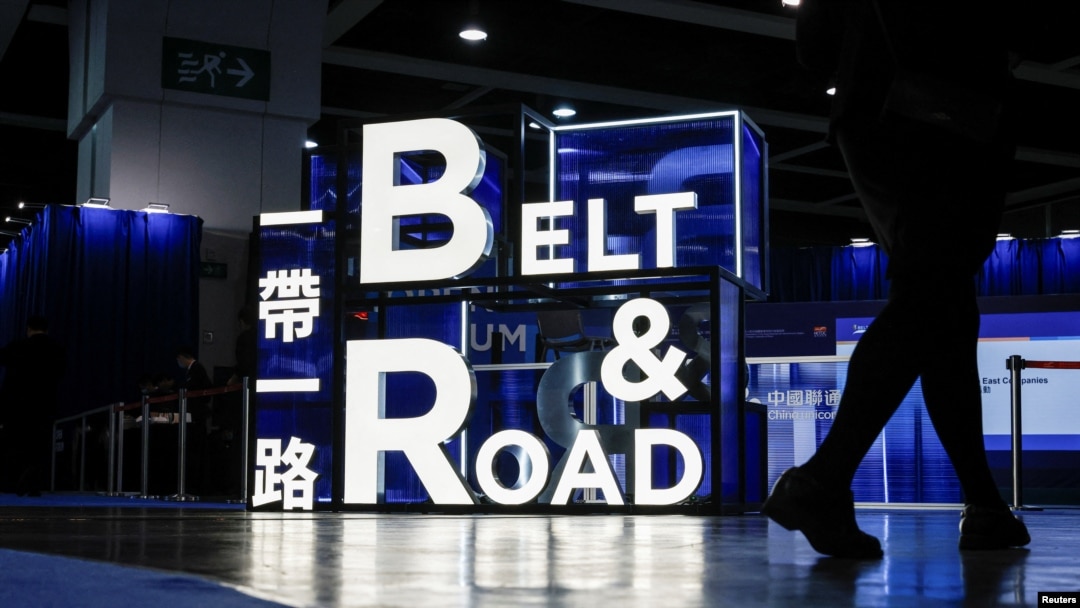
[360,118,494,283]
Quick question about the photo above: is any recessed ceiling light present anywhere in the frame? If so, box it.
[305,140,319,149]
[552,106,576,118]
[459,27,487,41]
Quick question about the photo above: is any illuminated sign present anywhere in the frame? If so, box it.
[343,297,703,507]
[359,118,706,282]
[255,110,768,511]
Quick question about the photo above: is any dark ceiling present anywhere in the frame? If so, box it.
[2,0,1079,251]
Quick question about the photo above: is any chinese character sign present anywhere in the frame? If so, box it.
[253,437,319,510]
[254,215,336,508]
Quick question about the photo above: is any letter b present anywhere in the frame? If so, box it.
[360,118,494,283]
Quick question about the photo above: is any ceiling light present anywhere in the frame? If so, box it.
[552,106,577,118]
[826,87,837,96]
[459,0,487,41]
[82,197,111,208]
[305,139,319,149]
[459,27,487,41]
[781,0,801,6]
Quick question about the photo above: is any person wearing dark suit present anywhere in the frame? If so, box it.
[175,345,212,494]
[175,345,213,428]
[0,315,66,495]
[761,0,1029,557]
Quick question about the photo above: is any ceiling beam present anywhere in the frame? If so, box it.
[0,0,31,63]
[323,46,829,134]
[562,0,795,40]
[323,0,383,48]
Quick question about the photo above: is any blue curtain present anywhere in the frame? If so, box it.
[0,205,201,417]
[770,238,1080,303]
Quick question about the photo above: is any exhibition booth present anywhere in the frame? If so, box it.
[251,107,769,513]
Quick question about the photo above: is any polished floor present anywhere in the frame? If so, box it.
[1,495,1077,607]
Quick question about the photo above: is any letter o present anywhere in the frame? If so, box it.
[475,430,550,505]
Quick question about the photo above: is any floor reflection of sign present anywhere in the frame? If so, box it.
[162,37,270,101]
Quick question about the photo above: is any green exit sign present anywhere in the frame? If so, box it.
[162,37,270,101]
[201,261,228,279]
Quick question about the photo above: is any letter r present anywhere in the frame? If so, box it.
[344,338,478,504]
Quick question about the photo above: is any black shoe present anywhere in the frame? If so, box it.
[761,467,883,559]
[959,504,1030,550]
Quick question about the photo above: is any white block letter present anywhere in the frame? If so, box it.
[475,430,550,505]
[636,192,697,268]
[345,338,478,504]
[634,429,703,505]
[521,200,574,275]
[588,198,639,272]
[360,118,493,283]
[550,429,624,505]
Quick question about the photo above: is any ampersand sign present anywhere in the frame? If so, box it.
[600,298,688,402]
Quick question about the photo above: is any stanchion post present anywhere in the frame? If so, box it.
[1007,354,1025,510]
[140,394,153,498]
[238,378,251,504]
[50,421,57,492]
[106,405,116,494]
[166,388,198,501]
[117,405,126,494]
[79,415,88,491]
[228,377,251,507]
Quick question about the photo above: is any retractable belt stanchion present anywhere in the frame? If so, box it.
[1005,355,1031,510]
[115,403,126,494]
[227,377,251,505]
[106,404,116,494]
[166,388,198,502]
[1007,355,1080,511]
[50,420,57,492]
[139,394,155,498]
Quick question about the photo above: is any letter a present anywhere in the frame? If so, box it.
[360,118,494,283]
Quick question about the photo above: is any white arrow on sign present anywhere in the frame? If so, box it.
[227,58,254,87]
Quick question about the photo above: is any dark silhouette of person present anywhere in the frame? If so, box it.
[762,0,1029,557]
[175,345,213,428]
[0,315,66,495]
[221,307,256,434]
[228,306,257,388]
[175,345,212,494]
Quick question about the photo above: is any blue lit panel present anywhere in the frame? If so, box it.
[747,360,962,504]
[255,220,337,506]
[553,112,766,281]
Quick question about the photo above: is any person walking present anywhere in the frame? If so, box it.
[761,0,1030,558]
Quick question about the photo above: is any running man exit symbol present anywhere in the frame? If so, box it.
[162,37,270,101]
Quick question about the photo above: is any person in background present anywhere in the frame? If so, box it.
[761,0,1029,557]
[0,315,66,495]
[175,345,212,494]
[175,345,212,428]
